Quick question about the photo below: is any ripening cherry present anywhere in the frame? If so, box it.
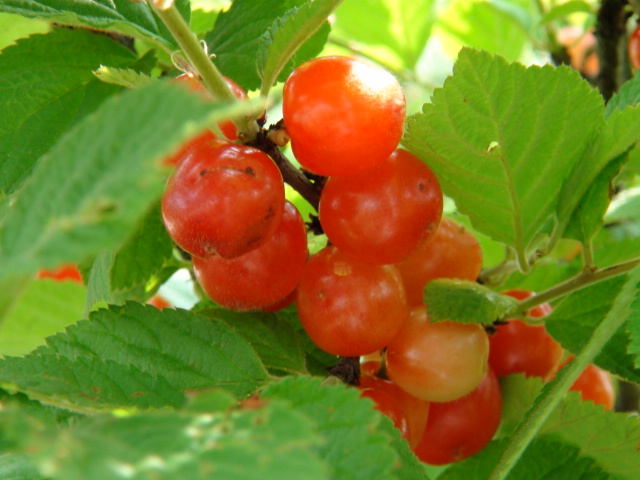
[629,25,640,71]
[360,387,409,439]
[283,56,406,176]
[559,357,615,410]
[413,369,502,465]
[395,217,483,305]
[193,201,307,310]
[296,245,408,356]
[319,149,443,265]
[36,263,83,283]
[386,306,489,403]
[360,361,430,448]
[488,289,563,381]
[162,139,285,259]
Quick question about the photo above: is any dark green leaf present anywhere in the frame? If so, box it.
[0,28,135,195]
[0,0,191,49]
[424,279,518,324]
[545,276,640,383]
[198,305,309,376]
[0,353,185,412]
[205,0,329,91]
[404,49,603,268]
[83,251,114,316]
[439,438,607,480]
[110,200,174,292]
[35,302,271,398]
[257,0,336,94]
[499,375,640,480]
[262,376,399,480]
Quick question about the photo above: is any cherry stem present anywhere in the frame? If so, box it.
[149,0,260,141]
[511,256,640,318]
[489,263,640,480]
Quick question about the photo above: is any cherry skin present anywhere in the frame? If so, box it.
[193,201,307,311]
[559,357,615,410]
[488,289,563,381]
[413,369,502,465]
[629,25,640,71]
[296,245,408,356]
[386,306,489,403]
[360,388,409,440]
[162,139,285,259]
[360,361,430,448]
[319,149,443,265]
[36,264,82,283]
[395,217,483,305]
[283,56,405,176]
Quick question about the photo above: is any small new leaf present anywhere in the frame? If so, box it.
[93,65,154,88]
[424,279,518,324]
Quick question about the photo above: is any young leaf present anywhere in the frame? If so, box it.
[0,28,136,195]
[34,303,271,398]
[205,0,330,91]
[0,353,185,412]
[438,438,607,480]
[93,65,155,89]
[332,0,437,70]
[262,376,399,480]
[423,279,518,324]
[499,375,640,480]
[605,70,640,114]
[545,275,640,383]
[538,1,594,25]
[257,0,336,95]
[0,279,85,356]
[404,49,603,269]
[197,305,309,376]
[0,0,191,49]
[0,81,244,281]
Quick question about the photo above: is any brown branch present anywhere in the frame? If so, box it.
[595,0,631,101]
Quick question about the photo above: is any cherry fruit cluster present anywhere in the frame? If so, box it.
[159,57,614,466]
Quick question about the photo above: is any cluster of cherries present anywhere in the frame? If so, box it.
[158,56,614,465]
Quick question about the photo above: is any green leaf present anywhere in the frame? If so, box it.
[563,149,630,244]
[539,1,594,25]
[3,401,328,480]
[0,0,191,49]
[424,279,518,324]
[83,251,114,316]
[499,375,640,480]
[35,302,271,398]
[332,0,437,70]
[0,353,185,412]
[205,0,330,91]
[0,12,49,50]
[0,80,243,281]
[110,201,174,292]
[197,305,309,376]
[0,279,85,357]
[404,49,603,269]
[0,28,136,195]
[439,438,607,480]
[556,106,640,244]
[257,0,336,95]
[438,1,533,62]
[606,186,640,223]
[606,70,640,114]
[0,454,43,480]
[375,418,431,480]
[545,275,640,384]
[625,283,640,369]
[262,376,399,480]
